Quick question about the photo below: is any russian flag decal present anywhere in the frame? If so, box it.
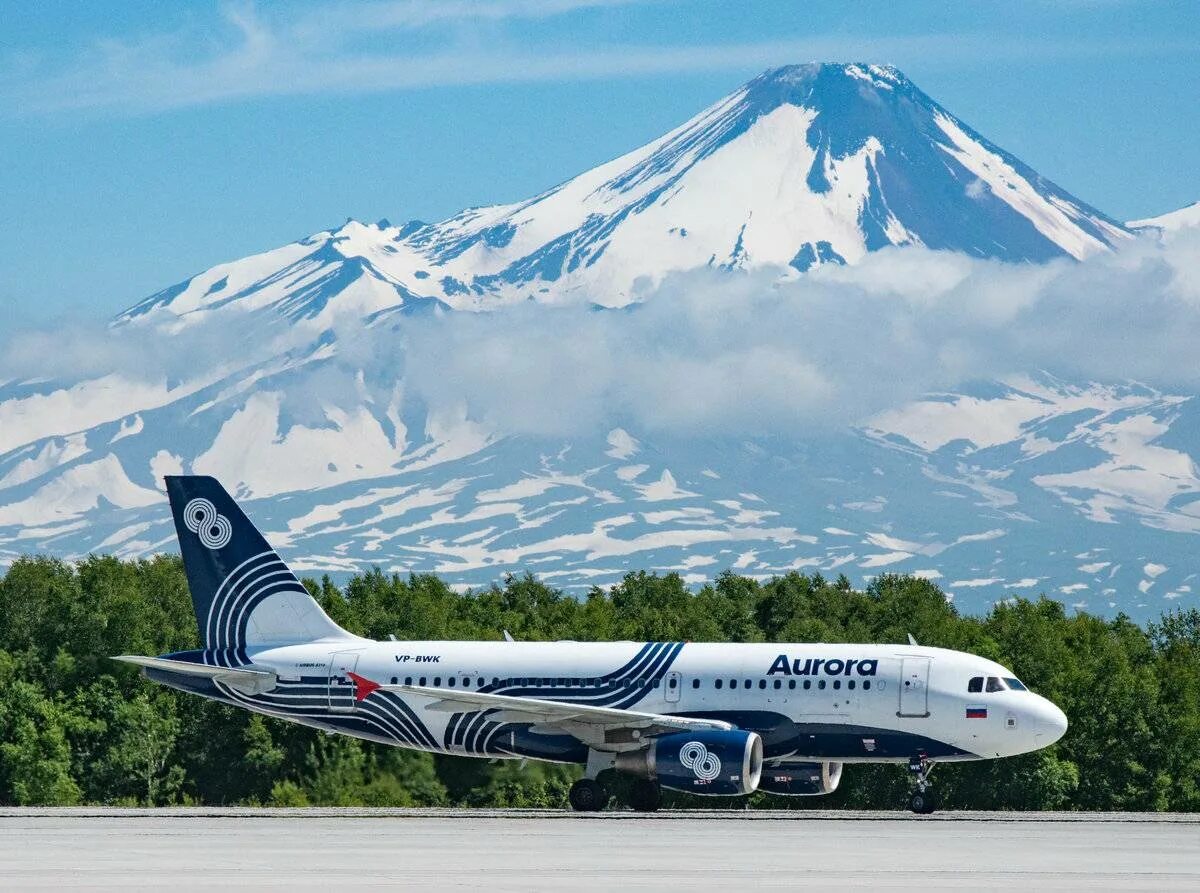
[966,706,988,719]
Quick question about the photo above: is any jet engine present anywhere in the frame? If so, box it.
[757,761,843,796]
[615,730,763,796]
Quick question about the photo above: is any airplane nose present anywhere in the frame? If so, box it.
[1034,699,1068,745]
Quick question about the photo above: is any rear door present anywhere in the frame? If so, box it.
[328,651,359,712]
[664,671,682,703]
[898,657,930,717]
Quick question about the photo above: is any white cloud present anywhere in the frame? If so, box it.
[4,229,1200,468]
[392,229,1200,439]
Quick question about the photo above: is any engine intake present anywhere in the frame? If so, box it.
[616,730,763,796]
[757,761,843,796]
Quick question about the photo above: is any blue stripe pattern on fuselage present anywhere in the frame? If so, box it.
[443,641,686,755]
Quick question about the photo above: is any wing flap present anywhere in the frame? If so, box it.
[391,683,732,743]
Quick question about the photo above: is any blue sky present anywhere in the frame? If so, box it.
[1,0,1197,323]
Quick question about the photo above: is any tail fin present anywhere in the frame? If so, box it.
[165,475,354,664]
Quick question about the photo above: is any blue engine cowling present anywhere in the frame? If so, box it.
[645,730,764,796]
[758,761,843,796]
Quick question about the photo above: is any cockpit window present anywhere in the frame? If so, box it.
[967,676,983,693]
[1004,677,1028,691]
[985,676,1006,692]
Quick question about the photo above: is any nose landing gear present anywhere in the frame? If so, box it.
[907,753,937,814]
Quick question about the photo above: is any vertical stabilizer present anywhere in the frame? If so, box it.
[165,475,354,665]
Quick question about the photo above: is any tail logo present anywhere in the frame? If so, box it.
[184,498,233,550]
[680,741,721,781]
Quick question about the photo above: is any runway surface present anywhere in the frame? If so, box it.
[2,808,1197,891]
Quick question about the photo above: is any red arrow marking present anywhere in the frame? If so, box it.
[347,671,381,702]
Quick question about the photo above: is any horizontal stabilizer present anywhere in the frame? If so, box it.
[112,655,277,694]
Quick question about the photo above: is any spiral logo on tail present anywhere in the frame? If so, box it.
[680,741,722,781]
[184,498,233,550]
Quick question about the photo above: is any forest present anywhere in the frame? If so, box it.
[0,554,1197,810]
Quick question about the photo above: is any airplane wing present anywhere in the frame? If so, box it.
[112,655,277,694]
[390,682,734,749]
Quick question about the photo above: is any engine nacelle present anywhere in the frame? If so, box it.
[617,730,763,796]
[757,761,843,796]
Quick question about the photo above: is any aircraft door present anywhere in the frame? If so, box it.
[897,657,930,718]
[665,671,682,703]
[328,651,360,712]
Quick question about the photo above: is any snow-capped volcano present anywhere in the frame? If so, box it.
[3,63,1192,620]
[120,63,1128,326]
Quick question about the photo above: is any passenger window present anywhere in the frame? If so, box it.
[405,677,412,685]
[848,680,855,690]
[744,680,752,689]
[758,679,766,690]
[803,680,812,690]
[968,676,984,693]
[863,680,870,691]
[480,678,488,687]
[448,677,456,687]
[692,678,700,689]
[464,678,471,687]
[715,679,723,690]
[986,677,1005,693]
[419,677,427,686]
[669,677,677,689]
[433,677,441,686]
[773,679,782,690]
[729,679,737,688]
[788,680,796,690]
[818,680,826,690]
[833,680,841,690]
[390,676,398,685]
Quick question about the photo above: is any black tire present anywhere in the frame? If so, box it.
[628,778,661,813]
[568,778,608,812]
[909,791,937,815]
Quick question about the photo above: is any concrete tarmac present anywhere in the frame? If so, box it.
[1,808,1197,891]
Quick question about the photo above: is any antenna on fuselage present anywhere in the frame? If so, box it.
[503,629,515,642]
[907,633,919,646]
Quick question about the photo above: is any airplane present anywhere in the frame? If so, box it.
[116,476,1068,814]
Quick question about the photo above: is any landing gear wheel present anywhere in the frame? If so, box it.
[627,778,661,813]
[908,790,937,814]
[906,752,937,814]
[568,778,608,812]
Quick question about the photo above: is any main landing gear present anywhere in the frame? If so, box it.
[907,753,937,815]
[626,778,661,813]
[568,778,609,812]
[567,776,662,812]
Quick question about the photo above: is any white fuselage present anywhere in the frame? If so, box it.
[232,639,1068,764]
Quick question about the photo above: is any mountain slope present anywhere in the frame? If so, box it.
[1129,200,1200,232]
[119,63,1129,326]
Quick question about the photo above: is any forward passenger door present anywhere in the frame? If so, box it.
[897,657,930,718]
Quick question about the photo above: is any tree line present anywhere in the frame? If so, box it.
[0,554,1196,810]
